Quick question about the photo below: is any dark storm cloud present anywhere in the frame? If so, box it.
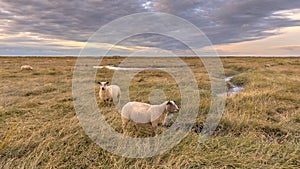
[1,0,147,42]
[150,0,300,44]
[206,0,300,43]
[0,0,300,55]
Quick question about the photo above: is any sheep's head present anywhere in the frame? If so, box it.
[97,81,109,91]
[166,100,179,113]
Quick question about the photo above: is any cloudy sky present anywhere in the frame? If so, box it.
[1,0,300,56]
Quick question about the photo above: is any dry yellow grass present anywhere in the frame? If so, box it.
[0,57,299,168]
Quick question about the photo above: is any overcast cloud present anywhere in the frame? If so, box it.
[0,0,299,55]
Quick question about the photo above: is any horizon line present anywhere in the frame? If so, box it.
[0,55,299,58]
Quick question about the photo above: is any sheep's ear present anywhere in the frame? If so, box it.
[167,100,171,105]
[97,82,101,85]
[105,82,109,85]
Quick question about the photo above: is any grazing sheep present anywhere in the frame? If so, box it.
[121,100,179,136]
[264,64,271,68]
[20,65,33,71]
[97,81,121,105]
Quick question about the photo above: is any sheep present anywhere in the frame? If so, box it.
[121,100,179,136]
[97,81,121,105]
[20,65,33,71]
[264,64,271,68]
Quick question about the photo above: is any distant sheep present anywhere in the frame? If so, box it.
[97,81,121,105]
[264,64,271,68]
[121,100,179,136]
[20,65,33,71]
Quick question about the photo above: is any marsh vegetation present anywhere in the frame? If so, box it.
[0,57,299,168]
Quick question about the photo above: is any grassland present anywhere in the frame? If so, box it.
[0,57,299,168]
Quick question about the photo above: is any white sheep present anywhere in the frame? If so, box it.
[20,65,33,71]
[121,100,179,136]
[97,81,121,105]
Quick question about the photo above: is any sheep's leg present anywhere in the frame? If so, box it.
[151,123,158,136]
[122,118,129,135]
[109,98,113,105]
[134,123,140,133]
[113,96,119,106]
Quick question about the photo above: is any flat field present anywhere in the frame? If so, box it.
[0,57,299,168]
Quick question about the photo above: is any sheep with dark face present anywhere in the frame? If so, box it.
[97,82,121,105]
[121,100,179,136]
